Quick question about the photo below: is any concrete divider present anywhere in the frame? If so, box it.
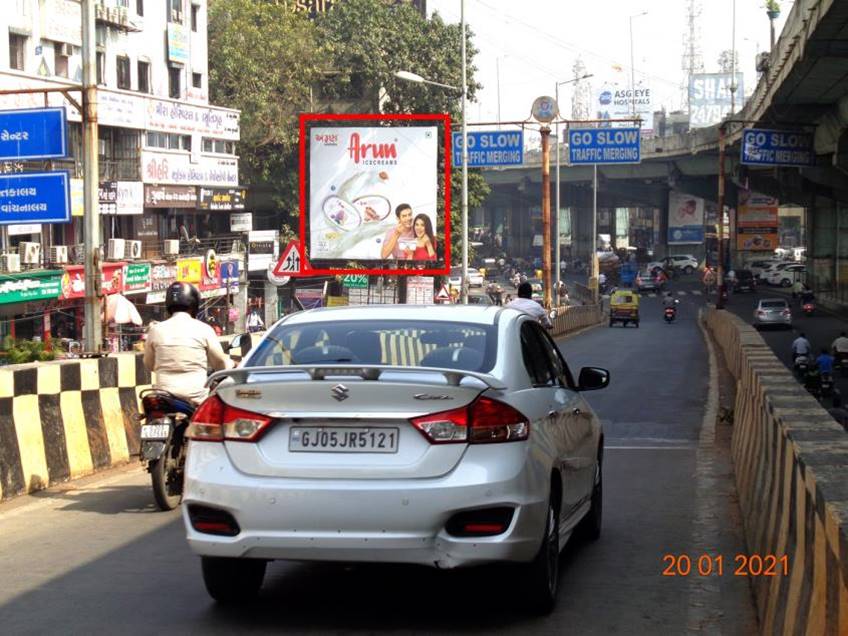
[704,308,848,635]
[0,354,151,501]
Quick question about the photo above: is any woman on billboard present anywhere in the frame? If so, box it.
[404,213,436,261]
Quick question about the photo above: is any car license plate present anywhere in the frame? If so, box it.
[289,427,399,453]
[140,424,171,440]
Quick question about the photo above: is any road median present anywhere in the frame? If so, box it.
[703,307,848,635]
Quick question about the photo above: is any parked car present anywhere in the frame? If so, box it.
[636,270,662,292]
[759,261,795,281]
[449,266,485,288]
[766,264,805,287]
[733,269,757,293]
[663,255,699,274]
[747,258,786,279]
[184,305,610,613]
[753,298,792,329]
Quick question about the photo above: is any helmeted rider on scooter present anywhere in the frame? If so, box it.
[143,282,233,405]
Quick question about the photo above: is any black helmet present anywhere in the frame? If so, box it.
[165,282,200,317]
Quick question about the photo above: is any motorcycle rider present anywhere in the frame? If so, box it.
[832,332,848,356]
[507,281,552,329]
[791,332,812,363]
[143,282,233,404]
[816,347,835,375]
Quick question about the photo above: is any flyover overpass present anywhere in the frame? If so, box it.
[481,0,848,306]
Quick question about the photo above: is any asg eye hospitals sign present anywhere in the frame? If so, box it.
[741,129,815,167]
[0,107,67,160]
[568,128,641,164]
[452,130,523,167]
[0,172,71,225]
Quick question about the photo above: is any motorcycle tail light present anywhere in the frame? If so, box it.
[187,395,273,443]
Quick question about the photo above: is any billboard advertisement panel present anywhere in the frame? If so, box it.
[594,83,652,130]
[737,190,779,251]
[688,73,744,128]
[309,125,439,261]
[668,192,705,244]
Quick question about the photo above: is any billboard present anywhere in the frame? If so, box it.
[595,83,652,130]
[688,73,744,128]
[668,192,705,244]
[308,125,439,261]
[737,190,779,251]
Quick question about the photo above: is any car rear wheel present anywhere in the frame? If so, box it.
[522,491,560,615]
[202,557,266,603]
[780,279,792,287]
[684,266,694,275]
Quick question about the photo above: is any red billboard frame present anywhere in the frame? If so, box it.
[297,112,451,277]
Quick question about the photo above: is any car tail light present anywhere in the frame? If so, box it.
[757,310,766,317]
[187,395,273,442]
[782,309,791,317]
[410,396,529,445]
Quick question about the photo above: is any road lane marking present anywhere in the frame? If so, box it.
[678,291,688,296]
[692,290,702,296]
[607,446,694,450]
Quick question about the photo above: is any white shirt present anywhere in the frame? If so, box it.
[506,297,552,328]
[833,337,848,353]
[143,312,233,404]
[792,337,811,356]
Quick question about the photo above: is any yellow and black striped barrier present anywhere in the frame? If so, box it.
[0,354,150,501]
[704,308,848,635]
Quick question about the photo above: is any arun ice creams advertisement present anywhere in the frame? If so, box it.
[309,126,439,261]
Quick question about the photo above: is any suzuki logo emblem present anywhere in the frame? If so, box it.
[331,384,349,402]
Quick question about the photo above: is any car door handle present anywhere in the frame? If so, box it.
[572,408,582,415]
[548,410,557,418]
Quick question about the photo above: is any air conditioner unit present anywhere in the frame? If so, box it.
[126,240,142,260]
[20,242,41,265]
[163,239,180,256]
[107,238,125,260]
[58,42,73,57]
[48,245,68,264]
[0,254,20,273]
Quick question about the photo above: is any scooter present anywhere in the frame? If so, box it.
[802,302,815,316]
[663,299,680,324]
[804,366,822,399]
[794,354,810,378]
[139,390,195,511]
[820,372,835,399]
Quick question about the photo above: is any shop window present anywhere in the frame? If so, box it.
[53,45,69,78]
[168,0,182,24]
[192,72,201,89]
[96,51,105,85]
[168,64,181,98]
[8,33,26,71]
[116,55,131,89]
[202,137,235,155]
[191,4,199,31]
[137,60,150,93]
[137,0,144,16]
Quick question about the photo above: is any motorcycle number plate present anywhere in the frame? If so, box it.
[141,424,171,440]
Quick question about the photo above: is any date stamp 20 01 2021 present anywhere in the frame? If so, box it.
[662,554,789,577]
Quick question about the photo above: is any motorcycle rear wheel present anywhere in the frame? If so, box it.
[151,452,182,511]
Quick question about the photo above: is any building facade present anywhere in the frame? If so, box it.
[0,0,247,347]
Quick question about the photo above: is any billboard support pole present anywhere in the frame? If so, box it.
[716,124,726,309]
[82,0,102,352]
[592,164,598,305]
[540,126,552,308]
[460,0,469,305]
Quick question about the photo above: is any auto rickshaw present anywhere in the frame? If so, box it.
[609,289,640,327]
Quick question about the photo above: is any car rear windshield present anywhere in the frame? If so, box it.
[246,320,497,372]
[761,301,787,309]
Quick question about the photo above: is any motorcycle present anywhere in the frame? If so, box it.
[663,299,680,324]
[834,351,848,378]
[804,366,822,399]
[820,372,835,399]
[139,390,195,510]
[802,302,815,316]
[794,354,810,378]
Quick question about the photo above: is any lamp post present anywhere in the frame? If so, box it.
[554,74,592,292]
[629,11,648,119]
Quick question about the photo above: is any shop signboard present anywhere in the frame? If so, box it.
[0,107,68,160]
[219,260,239,290]
[406,275,435,305]
[176,257,202,284]
[247,229,279,272]
[141,150,238,187]
[308,126,438,261]
[7,223,40,236]
[143,184,197,208]
[115,181,144,215]
[342,274,368,289]
[0,270,62,304]
[230,212,252,232]
[199,249,220,292]
[124,262,151,295]
[40,0,82,46]
[737,190,779,251]
[145,97,239,140]
[146,262,177,304]
[60,262,125,299]
[71,178,84,217]
[167,23,189,64]
[295,288,324,309]
[99,181,118,215]
[198,187,246,211]
[0,171,71,225]
[668,191,705,245]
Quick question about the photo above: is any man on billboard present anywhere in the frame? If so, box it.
[380,203,416,259]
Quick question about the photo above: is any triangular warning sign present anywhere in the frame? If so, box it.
[273,241,303,276]
[436,285,451,301]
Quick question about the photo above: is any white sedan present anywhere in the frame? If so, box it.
[183,305,609,613]
[449,266,484,287]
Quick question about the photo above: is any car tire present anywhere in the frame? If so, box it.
[780,279,792,287]
[684,266,694,275]
[635,321,640,328]
[522,490,560,615]
[202,557,267,603]
[577,448,603,541]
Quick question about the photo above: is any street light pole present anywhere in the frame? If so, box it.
[629,11,648,119]
[82,0,101,352]
[716,124,726,309]
[460,0,469,304]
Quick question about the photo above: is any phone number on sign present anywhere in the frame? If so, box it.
[662,554,788,577]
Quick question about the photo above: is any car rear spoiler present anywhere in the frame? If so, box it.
[207,364,507,391]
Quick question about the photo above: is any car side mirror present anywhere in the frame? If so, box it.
[578,366,610,391]
[229,333,252,361]
[549,309,558,321]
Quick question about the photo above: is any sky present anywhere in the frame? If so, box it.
[428,0,791,125]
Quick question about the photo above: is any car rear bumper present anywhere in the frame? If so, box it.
[182,442,547,569]
[754,315,791,326]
